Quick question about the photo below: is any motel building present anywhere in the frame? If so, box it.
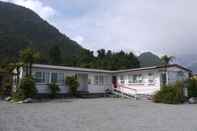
[13,64,192,98]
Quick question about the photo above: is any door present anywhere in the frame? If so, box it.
[112,76,117,88]
[78,74,88,92]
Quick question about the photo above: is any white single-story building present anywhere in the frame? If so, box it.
[13,64,192,97]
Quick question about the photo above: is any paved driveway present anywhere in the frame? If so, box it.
[0,98,197,131]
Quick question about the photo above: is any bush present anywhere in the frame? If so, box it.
[65,76,79,96]
[13,76,37,101]
[187,78,197,98]
[153,81,185,104]
[48,82,60,98]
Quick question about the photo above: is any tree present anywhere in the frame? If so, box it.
[161,55,175,65]
[49,45,62,65]
[160,55,175,86]
[97,49,106,59]
[20,48,40,77]
[76,49,95,68]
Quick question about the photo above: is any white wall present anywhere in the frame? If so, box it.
[32,67,75,94]
[31,67,112,94]
[87,73,112,93]
[115,69,161,95]
[166,67,190,85]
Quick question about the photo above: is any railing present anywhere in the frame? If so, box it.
[113,84,138,98]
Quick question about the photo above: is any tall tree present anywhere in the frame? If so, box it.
[77,49,95,68]
[20,48,40,77]
[49,45,62,65]
[160,55,175,86]
[97,49,106,59]
[161,55,175,65]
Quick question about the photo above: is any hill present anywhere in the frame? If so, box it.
[0,1,82,64]
[188,62,197,74]
[138,52,161,67]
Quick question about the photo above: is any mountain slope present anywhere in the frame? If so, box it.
[138,52,161,67]
[0,1,82,63]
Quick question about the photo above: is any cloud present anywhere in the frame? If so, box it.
[49,0,197,56]
[0,0,56,19]
[1,0,197,57]
[73,36,84,45]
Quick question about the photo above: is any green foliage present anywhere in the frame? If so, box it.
[49,45,62,65]
[48,82,60,98]
[161,55,175,65]
[0,1,82,64]
[20,48,40,64]
[13,76,37,101]
[187,78,197,97]
[20,48,40,76]
[153,81,185,104]
[65,76,79,96]
[75,49,140,70]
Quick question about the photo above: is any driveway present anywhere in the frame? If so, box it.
[0,98,197,131]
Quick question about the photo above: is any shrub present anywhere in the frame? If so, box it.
[153,81,184,104]
[65,76,79,96]
[187,78,197,98]
[13,76,37,101]
[48,82,60,98]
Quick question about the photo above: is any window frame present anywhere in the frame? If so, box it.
[120,75,125,84]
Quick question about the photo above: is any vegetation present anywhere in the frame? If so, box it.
[13,76,37,101]
[74,49,140,70]
[153,81,185,104]
[160,55,175,86]
[49,45,62,65]
[20,48,40,76]
[48,82,60,98]
[0,1,82,65]
[187,78,197,98]
[0,1,160,71]
[65,76,79,96]
[161,55,175,65]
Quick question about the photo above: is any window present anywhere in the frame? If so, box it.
[133,74,143,83]
[45,72,50,83]
[133,74,137,83]
[120,75,124,84]
[177,71,185,80]
[104,76,110,85]
[94,75,105,85]
[57,73,64,84]
[137,74,143,83]
[99,75,104,85]
[34,72,45,83]
[94,75,99,85]
[128,75,133,84]
[51,73,58,83]
[148,73,154,83]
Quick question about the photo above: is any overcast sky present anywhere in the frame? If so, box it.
[1,0,197,56]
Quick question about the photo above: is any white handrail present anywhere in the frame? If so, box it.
[115,84,138,99]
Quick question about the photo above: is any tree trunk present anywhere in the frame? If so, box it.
[16,67,20,85]
[30,62,32,76]
[25,64,28,77]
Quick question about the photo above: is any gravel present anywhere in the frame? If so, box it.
[0,98,197,131]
